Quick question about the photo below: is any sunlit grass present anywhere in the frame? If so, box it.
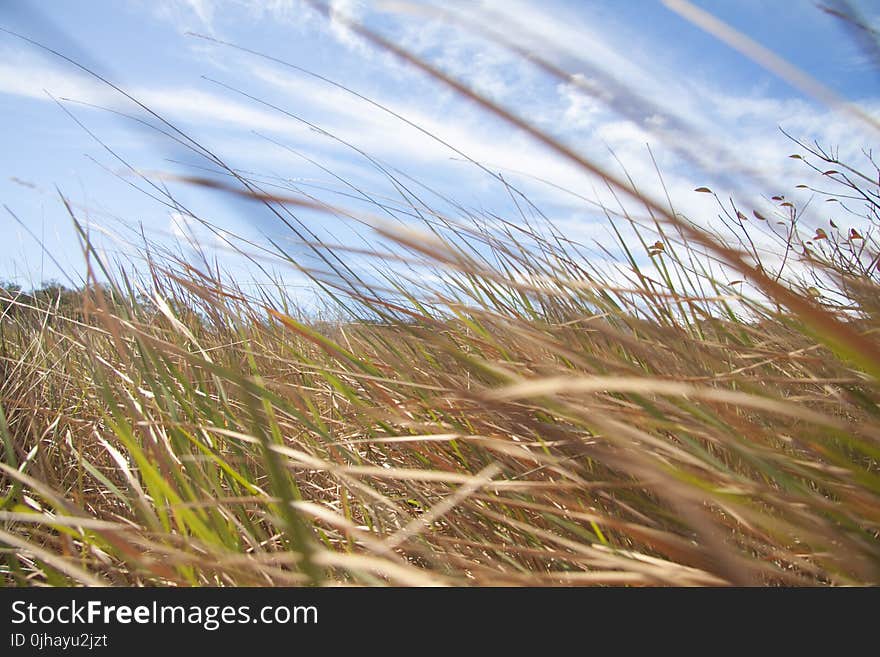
[1,2,879,587]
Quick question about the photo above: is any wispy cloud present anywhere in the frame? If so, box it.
[4,0,878,254]
[150,0,217,33]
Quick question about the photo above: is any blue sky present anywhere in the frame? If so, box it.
[1,0,878,300]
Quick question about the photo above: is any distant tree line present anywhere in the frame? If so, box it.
[0,280,148,320]
[0,280,84,315]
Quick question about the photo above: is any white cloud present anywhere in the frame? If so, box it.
[150,0,217,33]
[0,55,321,142]
[328,0,369,53]
[186,0,215,26]
[4,0,878,273]
[0,55,112,104]
[558,75,601,130]
[149,0,381,57]
[169,210,195,239]
[395,18,534,104]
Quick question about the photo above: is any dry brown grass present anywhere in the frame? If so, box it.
[1,1,879,587]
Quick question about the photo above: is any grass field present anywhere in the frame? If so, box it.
[1,2,879,586]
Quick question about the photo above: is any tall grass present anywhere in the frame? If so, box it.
[1,2,879,586]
